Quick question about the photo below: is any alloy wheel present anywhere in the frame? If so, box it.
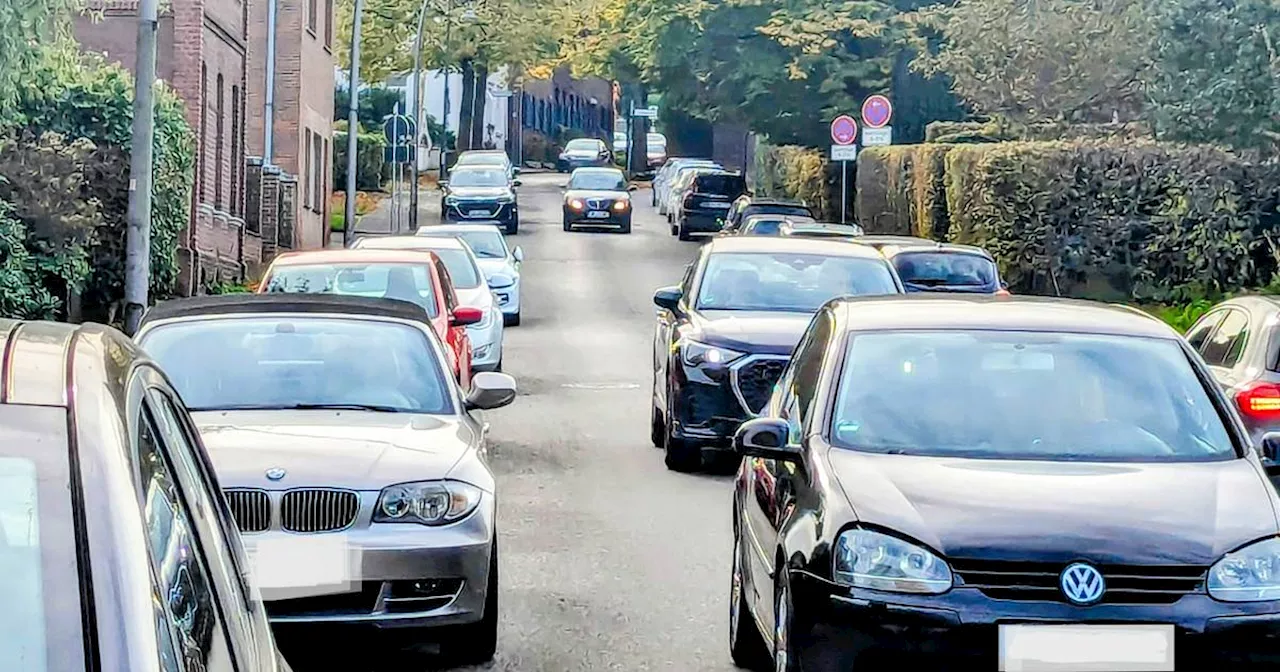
[730,537,744,641]
[774,579,790,672]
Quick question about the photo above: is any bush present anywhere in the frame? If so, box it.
[333,125,388,192]
[0,199,60,319]
[753,143,834,219]
[947,140,1280,302]
[924,119,1152,144]
[10,46,195,323]
[855,146,916,234]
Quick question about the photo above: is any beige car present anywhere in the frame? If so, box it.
[134,293,516,665]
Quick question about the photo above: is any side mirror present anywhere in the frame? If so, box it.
[450,306,484,327]
[466,371,517,410]
[653,286,682,311]
[1262,432,1280,464]
[438,180,449,188]
[513,246,524,262]
[734,418,801,460]
[513,179,522,187]
[512,167,521,175]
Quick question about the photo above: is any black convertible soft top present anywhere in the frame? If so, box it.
[138,293,428,328]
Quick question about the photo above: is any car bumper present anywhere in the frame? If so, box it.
[669,363,754,450]
[491,281,520,316]
[443,203,516,224]
[558,157,609,171]
[791,571,1280,669]
[564,209,632,227]
[467,307,504,370]
[247,496,495,631]
[680,211,728,233]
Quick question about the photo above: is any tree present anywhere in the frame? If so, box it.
[333,83,405,127]
[0,0,75,117]
[907,0,1155,124]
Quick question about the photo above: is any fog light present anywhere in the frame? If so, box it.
[473,344,491,359]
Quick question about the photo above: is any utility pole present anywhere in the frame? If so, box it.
[123,0,159,335]
[342,0,365,247]
[409,0,430,232]
[441,0,453,181]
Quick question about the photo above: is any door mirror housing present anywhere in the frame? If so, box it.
[450,306,484,327]
[512,167,521,175]
[513,246,524,262]
[438,180,449,189]
[1261,432,1280,463]
[735,418,801,461]
[653,286,683,311]
[466,372,517,410]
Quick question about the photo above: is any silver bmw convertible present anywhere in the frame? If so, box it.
[134,293,516,665]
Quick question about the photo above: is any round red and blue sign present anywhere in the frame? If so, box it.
[830,115,858,145]
[861,95,892,129]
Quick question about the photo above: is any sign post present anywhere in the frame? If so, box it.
[830,115,858,224]
[860,94,893,147]
[383,106,416,232]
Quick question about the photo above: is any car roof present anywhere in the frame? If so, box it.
[416,223,504,235]
[831,295,1177,339]
[784,221,859,234]
[269,248,440,266]
[0,319,141,407]
[138,293,429,329]
[356,235,468,251]
[743,213,814,223]
[572,166,623,174]
[457,150,507,159]
[881,241,994,259]
[742,198,807,207]
[706,235,885,259]
[855,235,936,248]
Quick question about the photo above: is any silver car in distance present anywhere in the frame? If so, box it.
[134,293,516,665]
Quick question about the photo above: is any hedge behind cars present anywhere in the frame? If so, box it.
[856,140,1280,303]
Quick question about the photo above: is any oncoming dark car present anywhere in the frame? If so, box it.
[650,237,903,472]
[439,166,521,234]
[729,295,1280,670]
[562,167,637,233]
[0,320,289,671]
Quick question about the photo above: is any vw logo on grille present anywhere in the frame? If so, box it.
[265,467,286,481]
[1060,562,1106,604]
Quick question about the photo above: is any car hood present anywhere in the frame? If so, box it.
[191,410,476,491]
[565,189,629,201]
[475,257,517,280]
[690,310,811,356]
[452,284,494,310]
[828,450,1279,565]
[447,186,511,199]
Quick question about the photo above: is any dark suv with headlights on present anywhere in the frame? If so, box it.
[650,236,903,472]
[674,171,749,241]
[562,167,637,233]
[729,295,1280,671]
[440,166,521,234]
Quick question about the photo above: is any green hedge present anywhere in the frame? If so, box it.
[333,124,388,192]
[861,139,1280,302]
[7,47,195,323]
[856,145,958,237]
[924,120,1152,144]
[752,143,834,219]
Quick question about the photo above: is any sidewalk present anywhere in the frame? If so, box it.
[329,186,442,248]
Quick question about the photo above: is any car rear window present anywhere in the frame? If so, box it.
[0,405,86,672]
[893,251,998,289]
[264,263,440,317]
[693,174,747,195]
[746,205,811,219]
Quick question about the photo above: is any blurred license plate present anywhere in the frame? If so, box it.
[998,624,1174,671]
[588,211,610,218]
[468,210,491,217]
[705,202,730,208]
[247,536,357,601]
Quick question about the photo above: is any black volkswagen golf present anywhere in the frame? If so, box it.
[650,237,902,472]
[729,295,1280,671]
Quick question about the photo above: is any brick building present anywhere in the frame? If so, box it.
[517,67,615,163]
[244,0,335,252]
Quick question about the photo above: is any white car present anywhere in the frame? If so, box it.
[662,165,719,222]
[416,223,524,326]
[354,235,506,371]
[653,158,719,208]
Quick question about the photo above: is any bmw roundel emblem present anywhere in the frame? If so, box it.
[1060,562,1106,605]
[265,468,286,481]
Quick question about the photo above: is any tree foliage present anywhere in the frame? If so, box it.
[0,0,76,115]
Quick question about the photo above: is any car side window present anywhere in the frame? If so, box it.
[778,310,833,441]
[1186,310,1227,351]
[680,262,697,297]
[436,259,458,313]
[1201,309,1248,367]
[135,402,238,672]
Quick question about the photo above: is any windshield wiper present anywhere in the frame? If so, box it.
[285,403,406,413]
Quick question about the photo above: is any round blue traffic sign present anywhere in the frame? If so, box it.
[831,115,858,145]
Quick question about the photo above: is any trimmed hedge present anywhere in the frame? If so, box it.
[859,138,1280,302]
[752,143,835,220]
[924,120,1152,144]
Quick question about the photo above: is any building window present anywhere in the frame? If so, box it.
[198,65,207,202]
[303,129,313,211]
[230,85,241,216]
[323,0,333,47]
[313,132,324,211]
[322,138,330,213]
[214,73,225,210]
[307,0,317,34]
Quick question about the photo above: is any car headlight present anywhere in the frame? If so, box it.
[612,199,631,212]
[488,273,515,289]
[444,196,460,206]
[679,339,745,367]
[568,198,585,210]
[833,528,952,594]
[1209,537,1280,602]
[373,480,482,526]
[496,194,514,204]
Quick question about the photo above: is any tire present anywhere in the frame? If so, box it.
[494,358,503,373]
[773,569,799,672]
[619,216,632,234]
[650,404,664,448]
[506,214,519,235]
[442,540,499,665]
[563,217,572,232]
[678,219,692,242]
[663,393,701,472]
[505,312,521,327]
[730,534,771,671]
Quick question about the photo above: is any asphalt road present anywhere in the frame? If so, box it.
[287,172,740,671]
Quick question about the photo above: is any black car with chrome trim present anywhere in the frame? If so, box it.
[562,166,636,233]
[650,237,902,472]
[439,166,521,234]
[729,295,1280,671]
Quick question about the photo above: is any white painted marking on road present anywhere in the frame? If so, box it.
[561,383,642,390]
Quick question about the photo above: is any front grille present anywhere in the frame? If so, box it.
[587,197,612,210]
[733,357,788,415]
[224,489,270,533]
[280,489,360,533]
[951,559,1206,605]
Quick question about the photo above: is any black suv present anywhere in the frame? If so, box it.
[674,171,748,240]
[720,196,814,234]
[440,165,521,234]
[649,236,904,472]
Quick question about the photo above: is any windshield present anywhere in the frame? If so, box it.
[421,230,507,259]
[747,205,810,219]
[569,171,627,191]
[565,139,602,152]
[263,263,439,317]
[696,253,899,312]
[894,251,999,290]
[743,218,787,236]
[694,174,746,195]
[456,153,506,167]
[428,248,483,288]
[831,331,1236,462]
[448,169,507,188]
[141,317,453,414]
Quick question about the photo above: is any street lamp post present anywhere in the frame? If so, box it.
[342,0,365,247]
[408,0,432,231]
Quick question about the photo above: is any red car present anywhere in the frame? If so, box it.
[258,249,479,389]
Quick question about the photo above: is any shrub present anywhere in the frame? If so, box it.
[0,199,60,319]
[333,124,388,192]
[910,144,954,240]
[11,46,195,323]
[753,143,834,219]
[924,119,1153,144]
[855,146,916,234]
[948,140,1280,302]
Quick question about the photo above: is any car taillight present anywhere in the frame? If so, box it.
[1236,382,1280,419]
